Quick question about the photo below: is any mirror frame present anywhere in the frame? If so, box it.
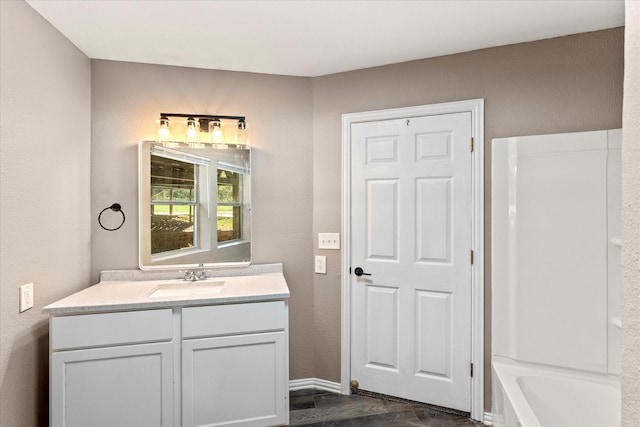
[138,140,252,270]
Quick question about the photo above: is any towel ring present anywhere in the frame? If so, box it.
[98,203,126,231]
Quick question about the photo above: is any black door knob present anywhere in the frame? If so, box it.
[354,267,371,277]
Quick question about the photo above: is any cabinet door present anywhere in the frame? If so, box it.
[51,342,173,427]
[182,332,286,427]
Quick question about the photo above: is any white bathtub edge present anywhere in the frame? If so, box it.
[492,356,543,427]
[492,356,621,427]
[483,412,494,426]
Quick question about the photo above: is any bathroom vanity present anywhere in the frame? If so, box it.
[44,264,290,427]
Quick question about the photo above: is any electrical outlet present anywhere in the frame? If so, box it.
[318,233,340,250]
[19,283,34,313]
[315,255,327,274]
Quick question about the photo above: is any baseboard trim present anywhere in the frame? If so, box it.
[289,378,343,394]
[483,411,493,425]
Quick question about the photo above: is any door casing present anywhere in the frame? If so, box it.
[340,99,484,421]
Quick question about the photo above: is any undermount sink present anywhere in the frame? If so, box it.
[148,280,225,298]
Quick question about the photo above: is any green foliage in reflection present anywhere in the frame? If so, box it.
[217,217,233,230]
[152,205,194,215]
[218,185,236,203]
[152,188,194,202]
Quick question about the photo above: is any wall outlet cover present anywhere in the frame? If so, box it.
[19,283,34,313]
[315,255,327,274]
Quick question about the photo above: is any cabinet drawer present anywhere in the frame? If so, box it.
[183,301,286,339]
[51,309,173,350]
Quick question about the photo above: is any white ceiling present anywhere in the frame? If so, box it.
[26,0,625,77]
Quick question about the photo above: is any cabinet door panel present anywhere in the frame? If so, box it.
[51,342,173,427]
[183,332,286,427]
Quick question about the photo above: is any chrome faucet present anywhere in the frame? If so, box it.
[183,270,207,281]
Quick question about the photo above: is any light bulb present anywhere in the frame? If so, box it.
[186,117,204,148]
[236,119,250,148]
[210,119,223,143]
[186,117,198,142]
[158,116,171,142]
[210,119,227,148]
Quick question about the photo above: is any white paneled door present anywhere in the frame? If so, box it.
[350,112,472,412]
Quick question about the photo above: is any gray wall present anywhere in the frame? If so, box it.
[0,1,92,425]
[311,28,624,408]
[622,1,640,425]
[90,60,316,379]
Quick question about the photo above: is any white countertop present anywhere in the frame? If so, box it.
[43,266,290,315]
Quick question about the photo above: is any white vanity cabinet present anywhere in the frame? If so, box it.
[182,301,288,427]
[48,294,289,427]
[49,309,175,427]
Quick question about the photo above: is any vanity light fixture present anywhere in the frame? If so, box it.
[156,113,249,148]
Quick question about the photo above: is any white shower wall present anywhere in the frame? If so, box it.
[607,130,622,375]
[492,129,621,374]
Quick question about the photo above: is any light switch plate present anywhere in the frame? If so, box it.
[19,283,34,313]
[318,233,340,250]
[315,256,327,274]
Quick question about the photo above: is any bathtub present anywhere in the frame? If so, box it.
[492,356,620,427]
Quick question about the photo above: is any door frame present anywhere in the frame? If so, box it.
[340,99,484,421]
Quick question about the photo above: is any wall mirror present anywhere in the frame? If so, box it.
[139,140,251,269]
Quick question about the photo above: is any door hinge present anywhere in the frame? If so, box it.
[470,363,474,377]
[470,137,474,153]
[470,250,474,265]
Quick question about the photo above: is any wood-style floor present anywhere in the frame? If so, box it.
[289,389,485,426]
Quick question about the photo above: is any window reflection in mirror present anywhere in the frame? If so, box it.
[151,155,198,254]
[139,141,251,269]
[217,167,241,243]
